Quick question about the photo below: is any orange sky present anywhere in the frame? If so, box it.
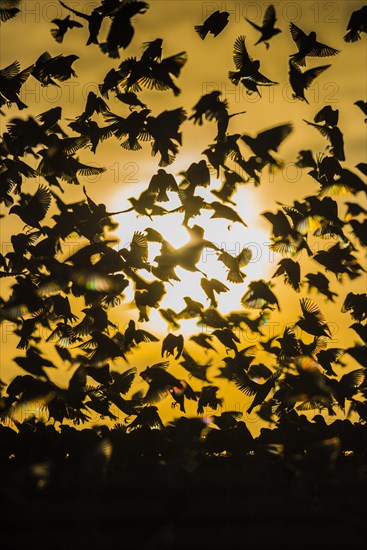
[1,1,366,432]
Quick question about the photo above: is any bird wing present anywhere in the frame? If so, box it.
[263,4,276,27]
[29,185,52,220]
[0,60,20,79]
[59,1,90,20]
[111,367,137,394]
[233,35,252,69]
[309,41,340,58]
[289,22,307,47]
[257,123,293,151]
[304,64,331,87]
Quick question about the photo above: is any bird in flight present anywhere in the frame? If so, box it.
[289,22,340,66]
[344,5,367,42]
[288,60,330,103]
[50,14,83,43]
[245,4,281,48]
[195,10,229,40]
[229,36,278,90]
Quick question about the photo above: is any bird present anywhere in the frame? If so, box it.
[189,333,217,352]
[200,278,229,308]
[0,60,33,110]
[99,1,150,58]
[116,91,147,110]
[59,0,106,45]
[228,35,278,89]
[140,362,193,405]
[288,60,331,103]
[217,247,252,283]
[50,14,83,43]
[344,5,367,42]
[196,385,222,414]
[303,118,345,161]
[189,91,227,125]
[146,108,187,166]
[272,258,301,291]
[245,4,281,48]
[32,52,79,85]
[240,123,293,168]
[209,201,248,228]
[296,298,331,338]
[212,328,241,353]
[342,292,367,322]
[161,333,184,359]
[179,351,211,382]
[9,186,52,230]
[304,272,338,302]
[194,10,229,39]
[241,280,280,311]
[289,22,340,66]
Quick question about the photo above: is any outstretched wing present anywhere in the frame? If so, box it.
[233,35,252,69]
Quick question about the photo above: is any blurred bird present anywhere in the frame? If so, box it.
[304,272,338,302]
[189,91,227,125]
[229,35,278,88]
[179,350,211,381]
[209,201,248,227]
[194,10,229,39]
[0,0,20,22]
[159,308,181,330]
[241,280,280,311]
[212,328,240,353]
[161,333,184,359]
[9,186,51,230]
[342,292,367,322]
[126,405,164,431]
[189,333,217,352]
[288,60,330,103]
[272,258,301,291]
[240,123,293,168]
[289,22,340,66]
[200,278,229,308]
[344,5,367,42]
[245,4,281,48]
[217,247,252,283]
[197,385,222,414]
[116,91,147,110]
[140,362,194,407]
[147,169,178,201]
[296,298,331,338]
[50,15,83,43]
[176,297,203,320]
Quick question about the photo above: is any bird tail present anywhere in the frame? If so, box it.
[194,24,208,40]
[343,30,359,43]
[228,70,240,85]
[16,97,28,110]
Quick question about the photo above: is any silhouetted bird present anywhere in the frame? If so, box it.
[272,258,300,291]
[240,123,293,168]
[59,0,106,45]
[314,105,339,126]
[304,272,337,302]
[209,201,248,227]
[241,280,280,311]
[296,298,331,337]
[317,347,345,376]
[116,91,147,110]
[189,333,217,352]
[229,36,278,88]
[197,385,222,414]
[161,333,184,359]
[212,328,240,353]
[9,185,52,230]
[245,4,281,48]
[146,108,187,165]
[126,405,164,431]
[189,91,227,125]
[354,100,367,122]
[176,297,203,320]
[344,5,367,42]
[342,292,367,322]
[0,0,20,22]
[289,22,340,66]
[303,117,345,161]
[233,367,281,413]
[32,52,79,84]
[200,278,229,307]
[217,247,252,283]
[100,1,150,57]
[140,362,194,408]
[159,308,181,329]
[288,60,330,103]
[179,350,211,381]
[0,60,33,110]
[104,108,150,150]
[195,10,229,39]
[14,347,55,379]
[147,169,178,201]
[50,15,83,43]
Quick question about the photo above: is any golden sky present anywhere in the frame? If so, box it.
[1,1,366,432]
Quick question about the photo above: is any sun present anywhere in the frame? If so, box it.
[110,180,273,337]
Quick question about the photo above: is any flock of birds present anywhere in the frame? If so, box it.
[0,0,366,476]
